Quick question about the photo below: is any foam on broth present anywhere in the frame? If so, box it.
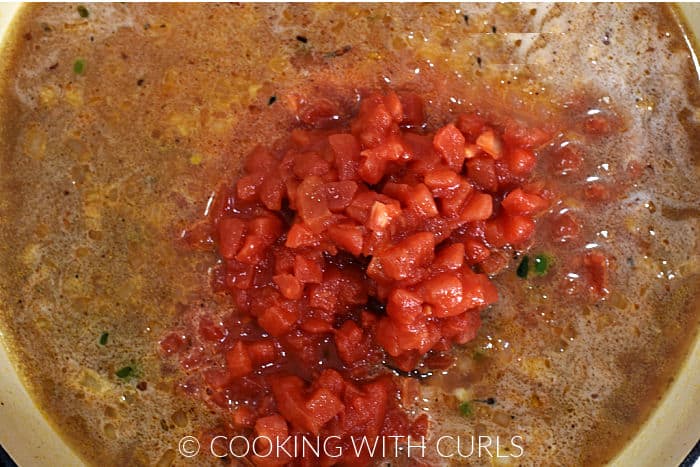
[0,4,698,466]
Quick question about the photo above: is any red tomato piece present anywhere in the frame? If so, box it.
[421,272,466,317]
[423,168,461,197]
[335,321,367,364]
[475,128,503,159]
[329,133,361,181]
[456,113,485,140]
[285,222,319,248]
[460,192,493,222]
[404,183,438,218]
[506,147,537,175]
[440,311,481,344]
[433,123,467,171]
[305,388,345,435]
[433,243,465,271]
[218,217,247,260]
[467,156,498,192]
[386,288,424,324]
[368,232,435,281]
[502,122,551,149]
[503,214,536,246]
[366,200,401,231]
[325,180,358,212]
[327,223,364,255]
[226,341,253,378]
[464,238,491,264]
[271,375,316,433]
[273,273,304,300]
[294,255,323,284]
[296,176,332,233]
[501,188,548,216]
[258,305,300,337]
[246,340,277,366]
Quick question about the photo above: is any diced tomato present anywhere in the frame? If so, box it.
[456,113,485,140]
[245,145,278,174]
[386,288,424,324]
[246,340,277,366]
[203,367,232,390]
[368,232,435,281]
[325,181,358,212]
[286,222,319,248]
[199,317,226,342]
[421,272,466,317]
[172,90,600,458]
[335,321,367,364]
[423,168,460,197]
[249,216,283,244]
[272,375,316,433]
[236,173,265,201]
[460,192,493,222]
[160,332,187,355]
[375,317,437,356]
[464,238,490,264]
[502,122,551,149]
[226,341,253,378]
[297,176,332,233]
[502,214,536,246]
[273,273,304,300]
[314,369,345,396]
[293,151,331,179]
[305,388,345,434]
[255,413,288,441]
[583,114,612,135]
[366,201,401,231]
[300,318,334,334]
[297,96,343,128]
[351,94,396,147]
[236,234,269,264]
[232,406,255,427]
[440,311,481,344]
[258,305,300,337]
[476,128,503,159]
[467,156,498,192]
[404,183,438,218]
[585,182,610,201]
[433,123,466,171]
[294,255,323,283]
[506,147,536,175]
[502,188,548,216]
[358,151,388,184]
[433,243,465,271]
[327,223,364,255]
[329,133,361,181]
[553,144,583,174]
[440,182,473,217]
[383,91,404,122]
[260,176,286,211]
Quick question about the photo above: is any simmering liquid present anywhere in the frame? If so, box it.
[0,4,698,466]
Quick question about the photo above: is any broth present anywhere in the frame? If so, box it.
[0,3,699,466]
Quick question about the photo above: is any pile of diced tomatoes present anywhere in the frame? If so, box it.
[163,90,553,465]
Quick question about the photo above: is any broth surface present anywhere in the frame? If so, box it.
[0,3,699,466]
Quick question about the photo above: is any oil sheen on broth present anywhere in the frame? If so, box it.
[0,3,699,467]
